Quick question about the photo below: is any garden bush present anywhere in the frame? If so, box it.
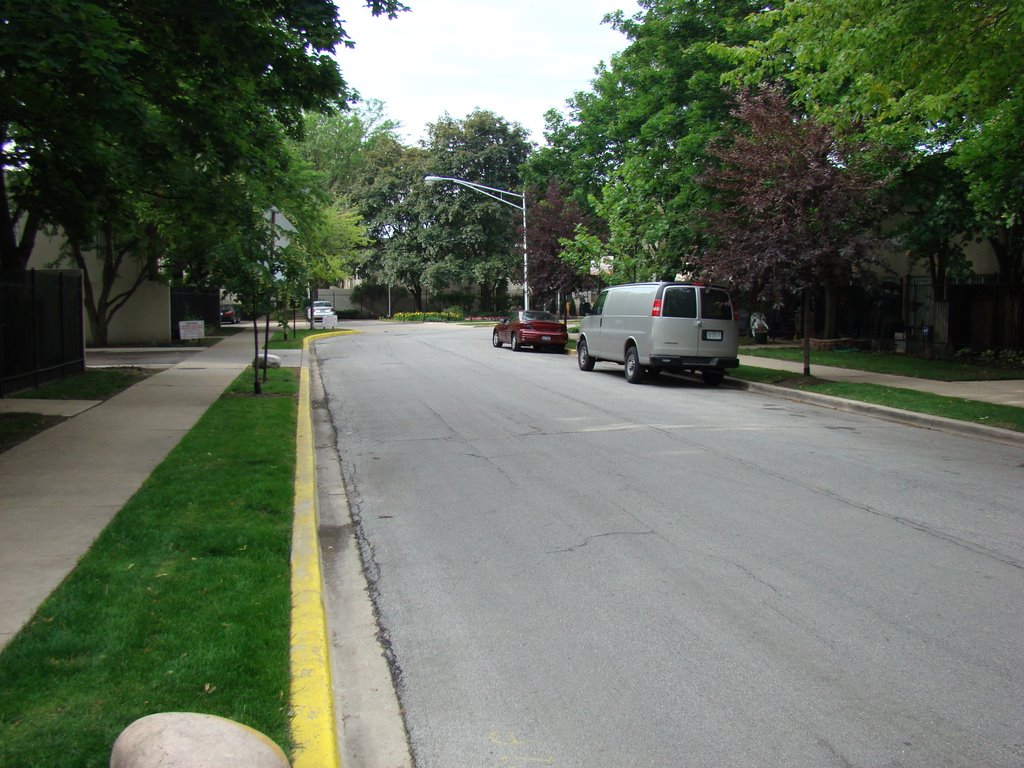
[390,310,464,322]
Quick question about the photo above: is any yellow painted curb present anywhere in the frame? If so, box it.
[289,337,340,768]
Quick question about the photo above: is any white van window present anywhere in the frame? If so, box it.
[662,286,697,318]
[700,287,733,320]
[592,291,608,316]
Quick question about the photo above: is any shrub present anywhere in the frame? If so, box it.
[948,347,1024,370]
[390,310,464,322]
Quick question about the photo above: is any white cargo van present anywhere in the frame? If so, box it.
[577,282,740,385]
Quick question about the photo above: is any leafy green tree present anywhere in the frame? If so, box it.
[892,155,976,303]
[732,0,1024,283]
[535,0,774,281]
[2,0,404,351]
[0,0,407,275]
[421,110,533,306]
[293,102,401,197]
[558,226,608,284]
[351,137,435,309]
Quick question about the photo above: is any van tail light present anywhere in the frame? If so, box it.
[651,298,662,317]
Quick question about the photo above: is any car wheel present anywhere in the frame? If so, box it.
[511,333,522,351]
[577,338,595,371]
[492,330,503,348]
[702,370,725,387]
[624,345,646,384]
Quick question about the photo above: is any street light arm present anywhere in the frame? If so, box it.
[423,174,531,310]
[423,175,524,211]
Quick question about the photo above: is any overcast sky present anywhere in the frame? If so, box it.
[335,0,642,145]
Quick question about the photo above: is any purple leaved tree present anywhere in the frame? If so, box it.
[697,85,890,374]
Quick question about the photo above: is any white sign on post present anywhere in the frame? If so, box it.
[179,320,205,340]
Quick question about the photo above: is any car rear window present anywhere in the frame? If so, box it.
[523,311,559,322]
[700,287,733,320]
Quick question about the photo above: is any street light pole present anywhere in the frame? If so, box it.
[424,175,530,311]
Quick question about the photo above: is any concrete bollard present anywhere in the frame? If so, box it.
[110,712,290,768]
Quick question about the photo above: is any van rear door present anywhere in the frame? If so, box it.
[696,286,738,358]
[651,285,700,358]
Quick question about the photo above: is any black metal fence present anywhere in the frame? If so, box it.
[1,270,85,396]
[170,287,220,340]
[948,283,1024,350]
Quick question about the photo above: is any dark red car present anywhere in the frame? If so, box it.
[492,310,568,352]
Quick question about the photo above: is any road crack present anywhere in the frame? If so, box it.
[551,529,656,554]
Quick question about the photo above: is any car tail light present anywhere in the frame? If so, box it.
[651,298,662,317]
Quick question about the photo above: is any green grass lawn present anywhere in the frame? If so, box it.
[0,412,65,453]
[729,365,1024,432]
[12,368,153,401]
[1,369,155,455]
[740,346,1024,381]
[0,367,298,767]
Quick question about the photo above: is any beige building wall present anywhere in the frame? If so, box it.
[27,233,171,346]
[962,237,999,275]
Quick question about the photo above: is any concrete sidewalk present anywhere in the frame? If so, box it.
[0,331,269,649]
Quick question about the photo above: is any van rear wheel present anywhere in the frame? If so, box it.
[702,370,724,386]
[624,346,646,384]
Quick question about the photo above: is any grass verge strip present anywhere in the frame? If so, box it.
[0,412,65,454]
[12,368,153,401]
[268,328,357,350]
[740,346,1023,381]
[0,368,298,767]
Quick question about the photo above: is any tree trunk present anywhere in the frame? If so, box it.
[822,282,839,339]
[251,317,262,395]
[66,225,152,346]
[0,154,41,274]
[262,313,271,383]
[478,282,491,315]
[990,224,1023,285]
[70,240,110,347]
[802,288,811,376]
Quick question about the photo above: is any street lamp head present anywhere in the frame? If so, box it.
[423,176,444,185]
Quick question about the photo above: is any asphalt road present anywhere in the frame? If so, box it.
[315,322,1024,768]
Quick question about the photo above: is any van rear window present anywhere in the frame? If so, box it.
[700,288,733,320]
[662,286,697,318]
